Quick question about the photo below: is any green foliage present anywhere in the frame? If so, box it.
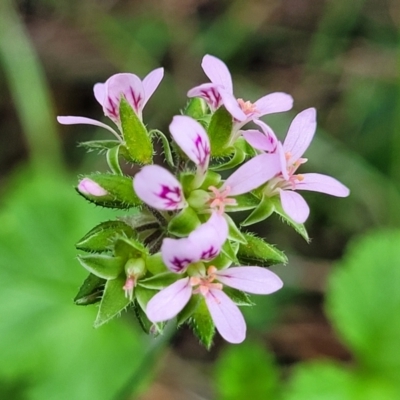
[0,170,147,400]
[167,206,201,236]
[190,297,215,349]
[327,230,400,382]
[215,341,280,400]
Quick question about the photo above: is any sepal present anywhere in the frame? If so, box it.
[183,97,208,120]
[207,106,233,157]
[74,273,105,306]
[114,236,148,260]
[106,145,123,175]
[78,139,121,153]
[77,173,141,209]
[94,274,131,327]
[225,214,247,244]
[167,207,201,237]
[241,195,274,226]
[177,295,201,326]
[189,297,215,349]
[150,129,174,167]
[119,97,153,164]
[76,220,134,253]
[224,287,254,306]
[270,196,310,242]
[77,254,125,279]
[237,233,288,267]
[138,272,179,290]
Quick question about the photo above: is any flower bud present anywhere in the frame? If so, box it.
[78,178,108,196]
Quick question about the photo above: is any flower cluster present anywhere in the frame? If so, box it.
[59,55,349,346]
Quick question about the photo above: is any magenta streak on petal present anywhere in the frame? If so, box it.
[201,87,222,109]
[170,257,193,273]
[129,87,142,113]
[194,134,210,168]
[158,185,182,208]
[201,246,218,260]
[106,96,119,120]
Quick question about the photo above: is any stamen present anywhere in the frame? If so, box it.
[237,98,257,115]
[123,276,136,301]
[208,185,237,214]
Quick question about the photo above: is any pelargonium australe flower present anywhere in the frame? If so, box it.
[57,69,164,141]
[146,213,283,343]
[187,54,293,129]
[133,115,281,214]
[243,108,350,223]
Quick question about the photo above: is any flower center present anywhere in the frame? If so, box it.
[208,185,237,214]
[237,98,258,115]
[190,266,223,296]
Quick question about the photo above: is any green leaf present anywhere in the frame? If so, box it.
[119,97,153,164]
[94,274,131,327]
[78,139,121,153]
[76,220,135,253]
[208,106,233,157]
[150,129,174,167]
[190,297,215,349]
[237,233,288,266]
[74,273,105,306]
[327,230,400,381]
[224,287,254,306]
[106,145,123,175]
[168,207,201,237]
[79,173,142,209]
[215,341,280,400]
[284,362,355,400]
[139,272,178,290]
[225,214,247,244]
[270,196,309,242]
[134,300,155,334]
[241,195,274,226]
[77,254,125,279]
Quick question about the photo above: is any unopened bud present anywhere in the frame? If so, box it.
[78,178,108,196]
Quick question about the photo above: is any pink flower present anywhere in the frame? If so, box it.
[187,54,293,128]
[134,115,281,213]
[57,69,164,140]
[245,108,350,223]
[146,213,283,343]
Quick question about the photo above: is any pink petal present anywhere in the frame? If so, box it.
[103,73,144,122]
[254,92,294,116]
[205,288,246,344]
[93,83,105,106]
[215,267,283,294]
[219,88,246,121]
[283,108,317,163]
[188,212,228,259]
[142,67,164,107]
[56,116,121,139]
[146,278,192,322]
[296,173,350,197]
[169,116,210,171]
[223,153,281,196]
[161,237,201,273]
[276,142,289,180]
[133,165,186,210]
[279,190,310,223]
[202,54,233,94]
[187,83,223,110]
[77,178,108,196]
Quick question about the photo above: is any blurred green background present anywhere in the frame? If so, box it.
[0,0,399,399]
